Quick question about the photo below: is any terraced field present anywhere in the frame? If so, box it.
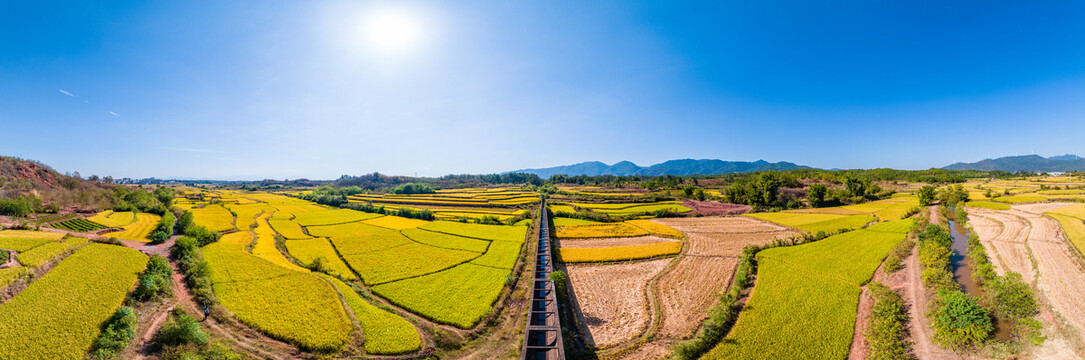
[0,243,147,360]
[101,213,161,241]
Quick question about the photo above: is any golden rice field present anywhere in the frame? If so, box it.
[556,222,650,239]
[284,238,357,280]
[965,200,1011,210]
[553,217,600,226]
[190,204,237,232]
[268,218,312,239]
[15,242,70,267]
[557,241,682,263]
[419,221,528,242]
[1048,204,1085,219]
[340,242,480,285]
[203,231,354,352]
[626,219,684,238]
[86,210,136,228]
[0,243,147,360]
[362,215,429,230]
[0,230,66,251]
[1047,212,1085,256]
[745,212,876,234]
[401,227,491,253]
[101,213,161,242]
[707,219,912,359]
[321,275,421,355]
[293,209,382,227]
[251,213,308,272]
[992,195,1047,204]
[371,263,510,329]
[0,267,26,289]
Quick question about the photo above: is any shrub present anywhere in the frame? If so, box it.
[153,311,209,349]
[133,255,173,301]
[92,306,138,359]
[866,282,910,360]
[930,289,992,349]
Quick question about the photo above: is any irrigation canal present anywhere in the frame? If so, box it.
[520,198,566,360]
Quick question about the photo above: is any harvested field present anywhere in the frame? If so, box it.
[652,217,797,339]
[1011,205,1085,348]
[567,259,669,348]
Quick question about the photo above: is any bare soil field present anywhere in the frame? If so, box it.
[567,259,670,348]
[1009,206,1085,354]
[559,235,675,249]
[969,210,1035,280]
[963,205,1085,358]
[646,217,798,347]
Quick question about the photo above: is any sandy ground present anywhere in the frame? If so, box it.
[559,235,675,248]
[567,259,669,348]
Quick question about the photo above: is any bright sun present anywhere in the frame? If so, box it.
[362,8,423,55]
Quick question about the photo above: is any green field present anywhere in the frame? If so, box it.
[706,219,912,359]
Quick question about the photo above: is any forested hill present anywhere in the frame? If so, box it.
[943,154,1085,172]
[507,159,812,178]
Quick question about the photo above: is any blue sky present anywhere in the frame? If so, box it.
[2,1,1084,179]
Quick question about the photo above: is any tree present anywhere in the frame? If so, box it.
[807,183,828,208]
[918,185,936,206]
[844,176,866,197]
[938,184,969,206]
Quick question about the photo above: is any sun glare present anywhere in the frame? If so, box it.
[362,8,423,56]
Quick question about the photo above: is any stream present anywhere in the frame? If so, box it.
[948,218,1012,341]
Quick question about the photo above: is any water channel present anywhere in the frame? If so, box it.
[947,218,1012,341]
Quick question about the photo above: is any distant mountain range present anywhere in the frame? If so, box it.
[943,154,1085,172]
[507,159,812,178]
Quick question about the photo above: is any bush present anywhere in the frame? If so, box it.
[883,238,915,273]
[984,272,1042,342]
[173,236,216,306]
[0,195,41,217]
[930,289,992,349]
[153,311,209,349]
[133,255,173,301]
[174,210,195,235]
[866,282,910,359]
[92,306,138,359]
[184,226,219,246]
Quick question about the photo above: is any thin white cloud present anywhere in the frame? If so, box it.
[156,146,237,155]
[84,100,89,104]
[59,89,74,96]
[109,111,119,117]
